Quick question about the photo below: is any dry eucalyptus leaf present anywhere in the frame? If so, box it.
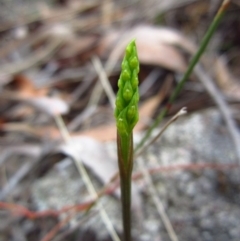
[138,41,187,72]
[75,124,116,141]
[25,96,69,116]
[8,75,69,116]
[13,74,48,98]
[99,25,197,72]
[0,122,61,140]
[3,90,69,116]
[214,57,240,99]
[60,136,118,185]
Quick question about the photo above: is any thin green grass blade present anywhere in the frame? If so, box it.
[135,0,230,151]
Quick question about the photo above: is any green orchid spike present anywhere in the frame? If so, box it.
[115,39,139,137]
[115,40,139,241]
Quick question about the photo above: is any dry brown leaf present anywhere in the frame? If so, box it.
[0,123,61,140]
[3,95,69,116]
[138,42,186,72]
[214,57,240,99]
[6,75,69,116]
[26,96,69,115]
[74,124,116,141]
[13,74,48,98]
[60,136,118,184]
[99,25,197,72]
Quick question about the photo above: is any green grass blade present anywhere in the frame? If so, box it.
[135,0,230,151]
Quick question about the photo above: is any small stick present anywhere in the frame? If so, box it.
[92,56,116,109]
[194,64,240,164]
[135,107,187,157]
[138,157,179,241]
[54,114,120,241]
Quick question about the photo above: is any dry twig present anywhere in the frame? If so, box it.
[138,157,179,241]
[92,56,116,109]
[54,115,120,241]
[194,64,240,164]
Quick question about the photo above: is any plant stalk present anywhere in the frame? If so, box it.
[117,132,133,241]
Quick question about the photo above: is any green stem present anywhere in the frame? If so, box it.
[117,132,133,241]
[120,172,132,241]
[135,0,230,151]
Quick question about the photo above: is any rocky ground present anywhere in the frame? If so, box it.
[32,109,240,241]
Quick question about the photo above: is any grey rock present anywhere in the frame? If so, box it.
[32,108,240,241]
